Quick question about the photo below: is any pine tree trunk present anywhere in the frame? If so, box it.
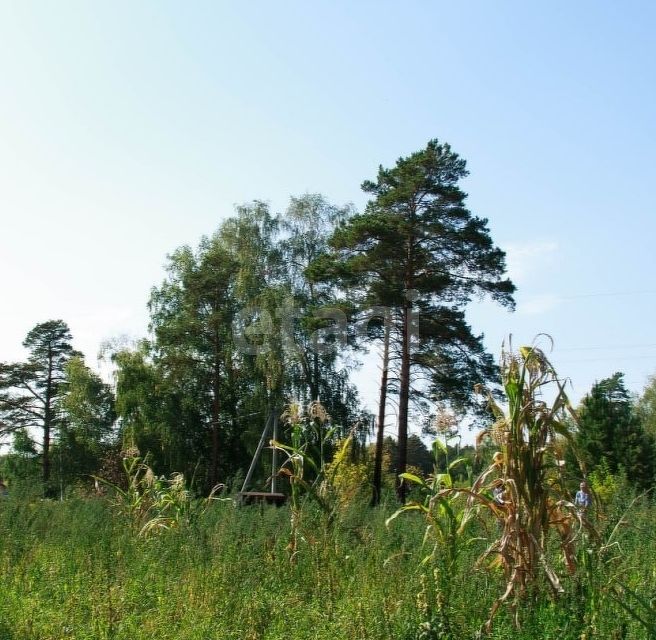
[397,302,411,503]
[371,318,391,506]
[42,409,51,484]
[42,348,53,488]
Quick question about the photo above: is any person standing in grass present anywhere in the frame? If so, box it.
[575,480,591,511]
[492,479,506,507]
[0,479,8,498]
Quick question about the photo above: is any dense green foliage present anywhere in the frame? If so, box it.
[116,198,362,491]
[575,373,655,490]
[57,356,116,488]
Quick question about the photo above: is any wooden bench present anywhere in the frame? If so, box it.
[237,491,287,507]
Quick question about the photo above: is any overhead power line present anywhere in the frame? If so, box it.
[556,343,656,352]
[558,290,656,300]
[557,355,656,364]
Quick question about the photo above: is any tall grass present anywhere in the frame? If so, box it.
[0,488,653,639]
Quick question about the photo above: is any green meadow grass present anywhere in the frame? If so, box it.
[0,493,654,639]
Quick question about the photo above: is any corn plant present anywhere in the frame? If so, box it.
[272,400,354,560]
[467,340,597,631]
[94,447,221,537]
[386,439,471,638]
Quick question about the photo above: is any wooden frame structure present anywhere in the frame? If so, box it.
[237,410,286,506]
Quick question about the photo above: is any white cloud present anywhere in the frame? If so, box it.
[518,293,560,316]
[504,241,559,285]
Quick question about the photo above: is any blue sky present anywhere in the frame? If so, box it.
[1,1,655,424]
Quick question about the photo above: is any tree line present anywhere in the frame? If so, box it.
[1,139,654,499]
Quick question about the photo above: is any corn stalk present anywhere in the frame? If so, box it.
[467,339,597,631]
[271,400,351,560]
[94,448,222,537]
[386,439,471,638]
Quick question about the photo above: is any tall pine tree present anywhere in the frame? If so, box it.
[576,372,655,491]
[310,139,515,501]
[0,320,75,492]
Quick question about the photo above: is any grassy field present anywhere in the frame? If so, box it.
[0,489,655,640]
